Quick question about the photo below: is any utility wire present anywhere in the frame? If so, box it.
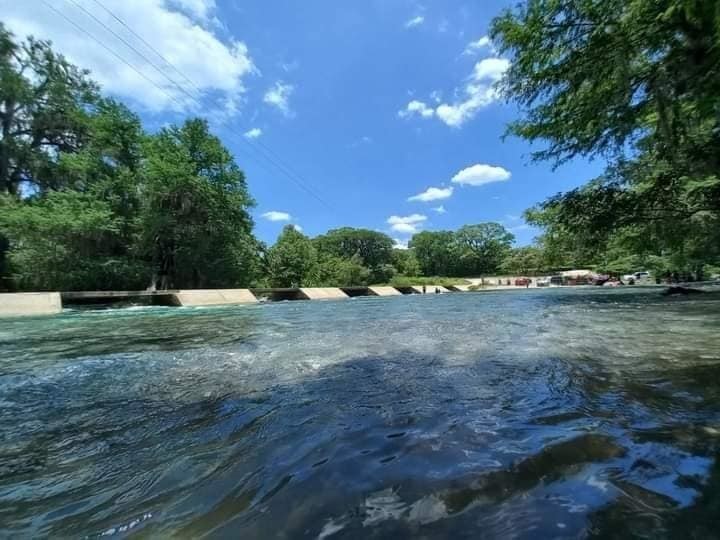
[89,0,200,91]
[67,0,199,104]
[64,0,334,212]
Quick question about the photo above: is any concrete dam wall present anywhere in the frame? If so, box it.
[1,285,470,317]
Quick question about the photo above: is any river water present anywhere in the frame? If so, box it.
[1,288,720,538]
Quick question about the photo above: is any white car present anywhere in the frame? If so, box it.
[622,271,652,284]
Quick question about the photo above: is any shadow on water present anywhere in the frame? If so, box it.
[1,341,720,539]
[0,307,262,364]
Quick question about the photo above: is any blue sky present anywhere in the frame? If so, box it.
[3,0,604,247]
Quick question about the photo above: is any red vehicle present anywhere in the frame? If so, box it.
[515,278,531,287]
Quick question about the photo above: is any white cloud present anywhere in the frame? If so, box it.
[387,214,427,234]
[473,57,510,81]
[169,0,216,21]
[430,90,442,103]
[464,35,492,55]
[398,100,435,119]
[400,57,509,128]
[433,205,447,214]
[2,1,255,115]
[292,224,304,232]
[262,211,292,222]
[244,127,262,139]
[408,186,454,202]
[393,238,409,250]
[435,58,509,127]
[405,16,425,28]
[451,164,511,186]
[264,81,294,116]
[391,223,419,234]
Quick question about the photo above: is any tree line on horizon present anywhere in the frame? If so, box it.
[2,0,719,293]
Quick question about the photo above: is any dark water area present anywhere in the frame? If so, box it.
[1,288,720,538]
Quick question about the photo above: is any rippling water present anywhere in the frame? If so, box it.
[2,288,720,538]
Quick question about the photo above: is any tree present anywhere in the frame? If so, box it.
[409,231,458,276]
[0,191,145,291]
[0,99,149,291]
[500,246,543,275]
[138,119,259,289]
[0,25,98,195]
[391,248,422,276]
[455,223,515,275]
[314,228,394,268]
[267,225,318,287]
[312,253,371,286]
[492,0,720,273]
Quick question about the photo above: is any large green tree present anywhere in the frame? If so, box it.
[314,228,394,268]
[0,25,98,195]
[493,0,720,275]
[500,246,544,275]
[409,231,459,276]
[139,119,259,289]
[455,223,515,275]
[0,191,144,291]
[267,225,318,287]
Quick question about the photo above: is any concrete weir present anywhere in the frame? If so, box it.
[299,288,349,300]
[0,292,63,318]
[368,286,403,296]
[171,289,258,307]
[410,285,451,294]
[447,285,472,292]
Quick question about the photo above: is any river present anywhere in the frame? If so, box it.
[1,288,719,538]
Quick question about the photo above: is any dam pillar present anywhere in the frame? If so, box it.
[171,289,258,307]
[0,292,63,318]
[368,287,403,296]
[298,288,349,300]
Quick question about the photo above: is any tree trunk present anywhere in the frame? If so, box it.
[0,99,14,194]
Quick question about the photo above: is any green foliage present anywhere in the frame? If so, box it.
[0,191,146,290]
[138,119,259,289]
[313,253,371,287]
[409,231,459,276]
[0,28,261,291]
[455,223,515,275]
[500,246,543,275]
[493,0,720,276]
[314,228,394,268]
[391,249,422,276]
[409,224,514,277]
[0,25,99,195]
[267,226,318,287]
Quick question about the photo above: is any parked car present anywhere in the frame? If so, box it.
[622,271,652,285]
[550,276,563,286]
[592,274,610,286]
[536,277,550,287]
[515,278,531,287]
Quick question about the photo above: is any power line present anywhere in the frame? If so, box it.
[41,0,184,109]
[64,0,334,212]
[67,0,199,105]
[89,0,200,92]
